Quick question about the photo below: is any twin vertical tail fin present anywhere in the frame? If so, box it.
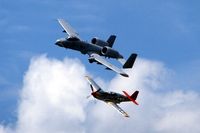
[107,35,137,69]
[122,90,139,105]
[123,53,137,69]
[107,35,116,48]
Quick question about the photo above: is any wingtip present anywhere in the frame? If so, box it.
[120,73,129,77]
[57,18,62,22]
[84,75,90,79]
[124,114,130,118]
[134,101,139,105]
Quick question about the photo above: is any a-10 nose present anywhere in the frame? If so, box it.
[55,39,64,47]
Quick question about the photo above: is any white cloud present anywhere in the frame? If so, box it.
[0,125,11,133]
[154,91,200,133]
[14,55,88,133]
[0,126,5,133]
[0,55,200,133]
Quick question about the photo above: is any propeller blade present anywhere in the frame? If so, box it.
[86,95,91,99]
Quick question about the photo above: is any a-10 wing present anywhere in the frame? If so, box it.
[89,53,128,77]
[57,19,80,40]
[107,102,129,117]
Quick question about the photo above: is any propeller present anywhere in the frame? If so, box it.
[86,94,92,99]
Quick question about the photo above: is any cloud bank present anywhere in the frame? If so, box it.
[0,55,200,133]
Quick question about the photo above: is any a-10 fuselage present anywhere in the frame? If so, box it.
[55,38,123,59]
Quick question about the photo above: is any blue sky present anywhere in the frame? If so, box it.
[1,0,200,130]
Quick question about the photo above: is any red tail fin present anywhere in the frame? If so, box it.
[122,91,139,105]
[131,91,139,100]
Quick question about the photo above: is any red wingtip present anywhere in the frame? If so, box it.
[122,91,139,105]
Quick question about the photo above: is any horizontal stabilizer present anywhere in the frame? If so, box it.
[123,53,137,69]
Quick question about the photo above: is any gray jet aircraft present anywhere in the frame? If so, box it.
[55,19,137,77]
[85,76,139,117]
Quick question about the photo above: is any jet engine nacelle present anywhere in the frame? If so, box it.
[91,37,109,47]
[101,46,123,58]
